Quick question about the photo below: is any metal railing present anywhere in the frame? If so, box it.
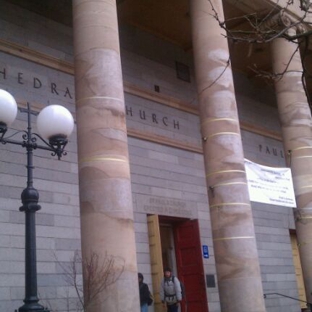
[264,292,312,311]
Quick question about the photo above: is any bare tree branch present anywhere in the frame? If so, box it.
[57,250,125,312]
[205,0,312,107]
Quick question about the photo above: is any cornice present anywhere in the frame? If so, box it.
[0,39,74,75]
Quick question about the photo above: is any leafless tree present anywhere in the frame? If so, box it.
[207,0,312,105]
[59,250,125,312]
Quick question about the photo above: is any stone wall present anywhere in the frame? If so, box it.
[0,1,302,311]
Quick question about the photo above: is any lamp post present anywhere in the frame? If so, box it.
[0,89,74,312]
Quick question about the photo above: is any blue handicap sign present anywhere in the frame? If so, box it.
[202,245,209,259]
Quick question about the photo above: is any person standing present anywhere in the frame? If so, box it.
[138,272,150,312]
[160,268,182,312]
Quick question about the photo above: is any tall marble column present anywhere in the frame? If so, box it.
[190,0,266,311]
[72,1,139,311]
[271,19,312,304]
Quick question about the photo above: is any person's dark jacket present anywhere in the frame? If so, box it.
[139,281,150,306]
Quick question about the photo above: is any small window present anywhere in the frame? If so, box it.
[175,61,191,82]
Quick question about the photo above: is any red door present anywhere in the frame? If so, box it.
[174,220,209,312]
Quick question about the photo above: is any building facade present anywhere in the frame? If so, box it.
[0,0,311,311]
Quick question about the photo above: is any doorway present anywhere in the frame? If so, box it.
[290,231,307,310]
[160,222,177,275]
[147,215,209,312]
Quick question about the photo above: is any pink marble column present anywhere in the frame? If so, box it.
[72,1,139,311]
[190,0,266,311]
[271,26,312,304]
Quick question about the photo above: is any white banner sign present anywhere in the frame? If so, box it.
[244,159,296,207]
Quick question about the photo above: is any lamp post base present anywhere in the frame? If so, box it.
[16,302,50,312]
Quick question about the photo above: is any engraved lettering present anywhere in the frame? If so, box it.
[51,83,59,95]
[139,110,146,120]
[33,77,42,89]
[18,73,23,85]
[126,106,133,116]
[64,87,72,99]
[152,114,158,124]
[258,144,285,159]
[0,68,6,79]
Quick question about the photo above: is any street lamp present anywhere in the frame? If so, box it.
[0,89,74,312]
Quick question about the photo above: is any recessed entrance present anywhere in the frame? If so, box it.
[147,215,209,312]
[160,222,177,273]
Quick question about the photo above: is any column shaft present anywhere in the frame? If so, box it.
[72,1,139,311]
[271,31,312,303]
[190,0,266,311]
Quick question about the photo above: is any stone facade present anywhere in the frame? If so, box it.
[0,0,308,311]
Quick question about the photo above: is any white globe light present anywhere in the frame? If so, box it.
[36,105,74,140]
[0,89,18,126]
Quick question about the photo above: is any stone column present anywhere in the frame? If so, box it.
[271,19,312,304]
[190,0,266,311]
[72,1,139,311]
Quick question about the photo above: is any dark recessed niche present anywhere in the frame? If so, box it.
[206,274,216,288]
[175,61,191,82]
